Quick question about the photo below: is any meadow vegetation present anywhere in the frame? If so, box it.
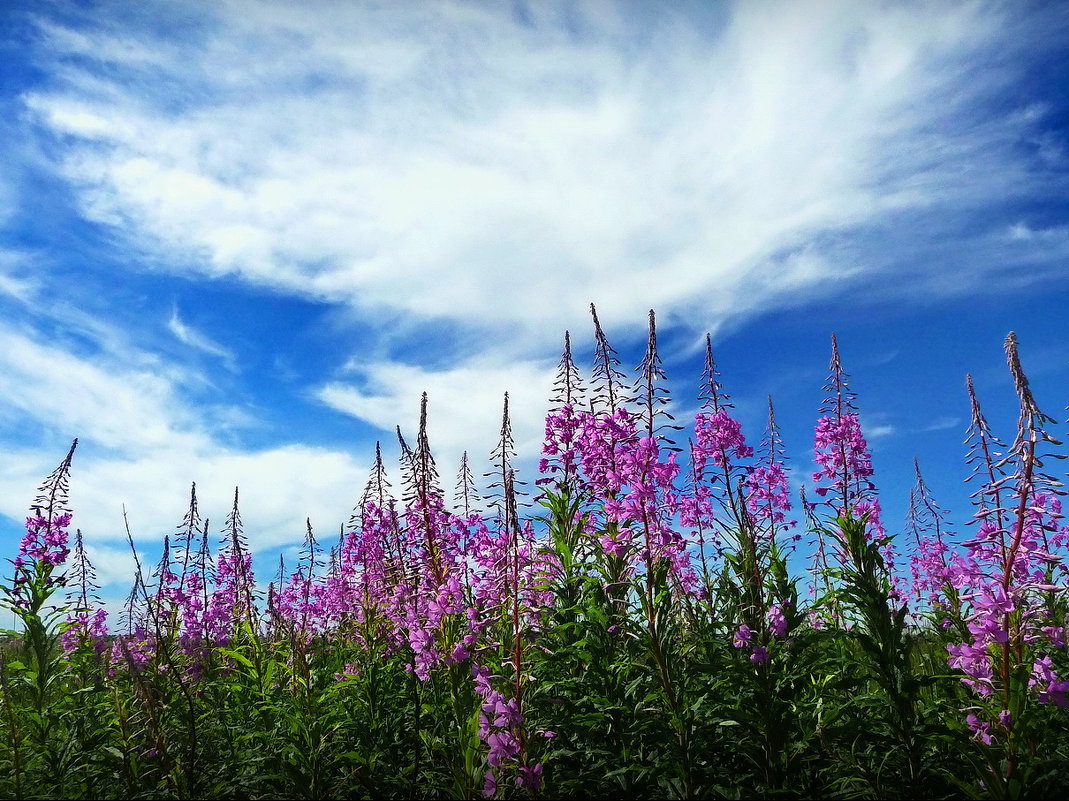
[1,306,1066,799]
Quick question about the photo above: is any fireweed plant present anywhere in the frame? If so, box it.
[1,309,1068,799]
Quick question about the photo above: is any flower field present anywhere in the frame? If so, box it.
[2,307,1067,799]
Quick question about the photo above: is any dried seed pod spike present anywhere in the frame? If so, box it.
[31,438,78,524]
[549,330,585,412]
[635,309,681,447]
[699,334,732,413]
[589,303,630,414]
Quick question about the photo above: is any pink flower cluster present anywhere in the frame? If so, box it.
[9,512,73,611]
[472,662,535,796]
[745,464,791,526]
[812,414,875,514]
[61,608,109,654]
[693,410,754,476]
[16,512,72,569]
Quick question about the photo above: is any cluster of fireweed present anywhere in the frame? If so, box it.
[255,394,553,790]
[540,320,804,660]
[724,405,798,662]
[684,409,754,533]
[542,312,688,587]
[538,403,584,484]
[61,529,110,655]
[107,535,187,674]
[275,519,330,639]
[61,608,109,654]
[330,498,409,653]
[745,462,793,529]
[401,500,468,681]
[811,415,879,522]
[905,458,963,628]
[266,490,462,677]
[471,661,548,796]
[728,405,796,666]
[0,439,96,744]
[472,662,523,795]
[693,410,754,477]
[937,338,1068,768]
[14,512,72,573]
[680,339,800,667]
[465,534,545,796]
[10,512,72,611]
[4,504,75,682]
[335,505,394,616]
[99,487,264,679]
[2,445,81,675]
[944,495,1069,738]
[678,338,755,591]
[262,448,549,671]
[731,602,791,665]
[89,422,553,792]
[540,400,697,591]
[206,541,255,644]
[808,335,905,610]
[684,340,753,528]
[593,419,686,566]
[384,492,487,680]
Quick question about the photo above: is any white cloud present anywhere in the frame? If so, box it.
[863,423,896,439]
[167,307,236,368]
[20,0,1063,354]
[1004,221,1069,246]
[0,324,368,557]
[920,416,961,433]
[0,251,38,303]
[80,542,139,590]
[68,444,368,552]
[318,356,557,482]
[0,324,211,454]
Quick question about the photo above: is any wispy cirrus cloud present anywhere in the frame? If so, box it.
[19,0,1068,355]
[0,321,369,559]
[167,307,236,369]
[317,356,557,481]
[921,416,962,433]
[0,251,38,303]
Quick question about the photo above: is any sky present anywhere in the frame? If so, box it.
[0,0,1067,609]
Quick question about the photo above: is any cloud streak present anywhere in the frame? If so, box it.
[168,307,236,369]
[20,1,1068,354]
[0,321,369,560]
[317,356,557,480]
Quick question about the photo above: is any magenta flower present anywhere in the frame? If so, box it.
[745,463,791,526]
[966,714,993,745]
[733,624,752,648]
[768,604,788,638]
[749,645,770,664]
[693,410,753,475]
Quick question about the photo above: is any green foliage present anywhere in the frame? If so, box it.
[0,492,1067,798]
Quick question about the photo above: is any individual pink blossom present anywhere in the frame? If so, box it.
[768,604,788,638]
[745,464,791,526]
[733,624,752,648]
[693,410,753,475]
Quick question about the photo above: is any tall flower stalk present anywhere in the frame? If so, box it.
[1,441,78,781]
[946,334,1067,798]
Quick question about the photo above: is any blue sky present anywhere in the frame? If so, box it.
[1,0,1067,606]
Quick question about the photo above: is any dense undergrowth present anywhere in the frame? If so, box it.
[1,306,1067,799]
